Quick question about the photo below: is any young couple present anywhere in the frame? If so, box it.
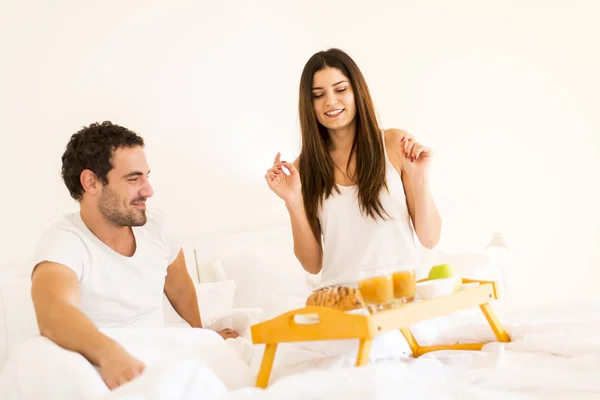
[31,48,441,391]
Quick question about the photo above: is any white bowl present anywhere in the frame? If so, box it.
[416,277,460,300]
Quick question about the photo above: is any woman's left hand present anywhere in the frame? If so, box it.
[400,137,433,178]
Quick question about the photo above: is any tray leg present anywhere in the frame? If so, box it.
[400,327,421,357]
[255,343,278,388]
[480,303,510,342]
[355,338,372,366]
[414,343,485,355]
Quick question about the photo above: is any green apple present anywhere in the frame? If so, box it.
[428,264,461,292]
[428,263,456,279]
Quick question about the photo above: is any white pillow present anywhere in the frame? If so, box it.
[210,249,312,320]
[162,280,236,326]
[0,276,39,373]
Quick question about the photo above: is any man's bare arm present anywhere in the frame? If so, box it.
[31,262,145,389]
[164,249,202,328]
[163,250,238,339]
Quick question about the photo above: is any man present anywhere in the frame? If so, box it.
[30,121,238,390]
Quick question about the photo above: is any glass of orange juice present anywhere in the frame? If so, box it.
[358,267,394,314]
[390,264,417,306]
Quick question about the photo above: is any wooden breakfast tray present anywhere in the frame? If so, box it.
[250,278,511,388]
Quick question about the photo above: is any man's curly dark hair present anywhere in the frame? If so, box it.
[61,121,145,201]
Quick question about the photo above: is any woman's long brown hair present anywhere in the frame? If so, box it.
[298,48,389,240]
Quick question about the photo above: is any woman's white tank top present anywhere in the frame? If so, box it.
[316,131,419,289]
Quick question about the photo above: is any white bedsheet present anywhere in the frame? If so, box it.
[0,328,255,400]
[238,297,600,399]
[1,298,599,400]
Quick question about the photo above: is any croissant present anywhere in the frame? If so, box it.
[305,286,365,312]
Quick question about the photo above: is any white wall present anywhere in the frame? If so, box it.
[1,0,598,307]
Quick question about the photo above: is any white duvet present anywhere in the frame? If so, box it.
[1,298,599,400]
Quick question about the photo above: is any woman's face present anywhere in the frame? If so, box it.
[311,67,356,131]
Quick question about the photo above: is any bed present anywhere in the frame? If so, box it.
[0,225,598,399]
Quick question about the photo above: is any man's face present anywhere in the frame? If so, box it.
[98,146,154,227]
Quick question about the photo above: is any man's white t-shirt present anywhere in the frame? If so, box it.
[33,209,181,329]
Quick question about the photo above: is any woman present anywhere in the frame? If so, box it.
[265,48,442,311]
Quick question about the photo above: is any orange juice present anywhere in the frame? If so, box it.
[358,275,394,306]
[392,270,416,302]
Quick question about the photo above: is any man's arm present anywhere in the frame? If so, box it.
[163,249,238,339]
[31,262,145,389]
[163,249,202,328]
